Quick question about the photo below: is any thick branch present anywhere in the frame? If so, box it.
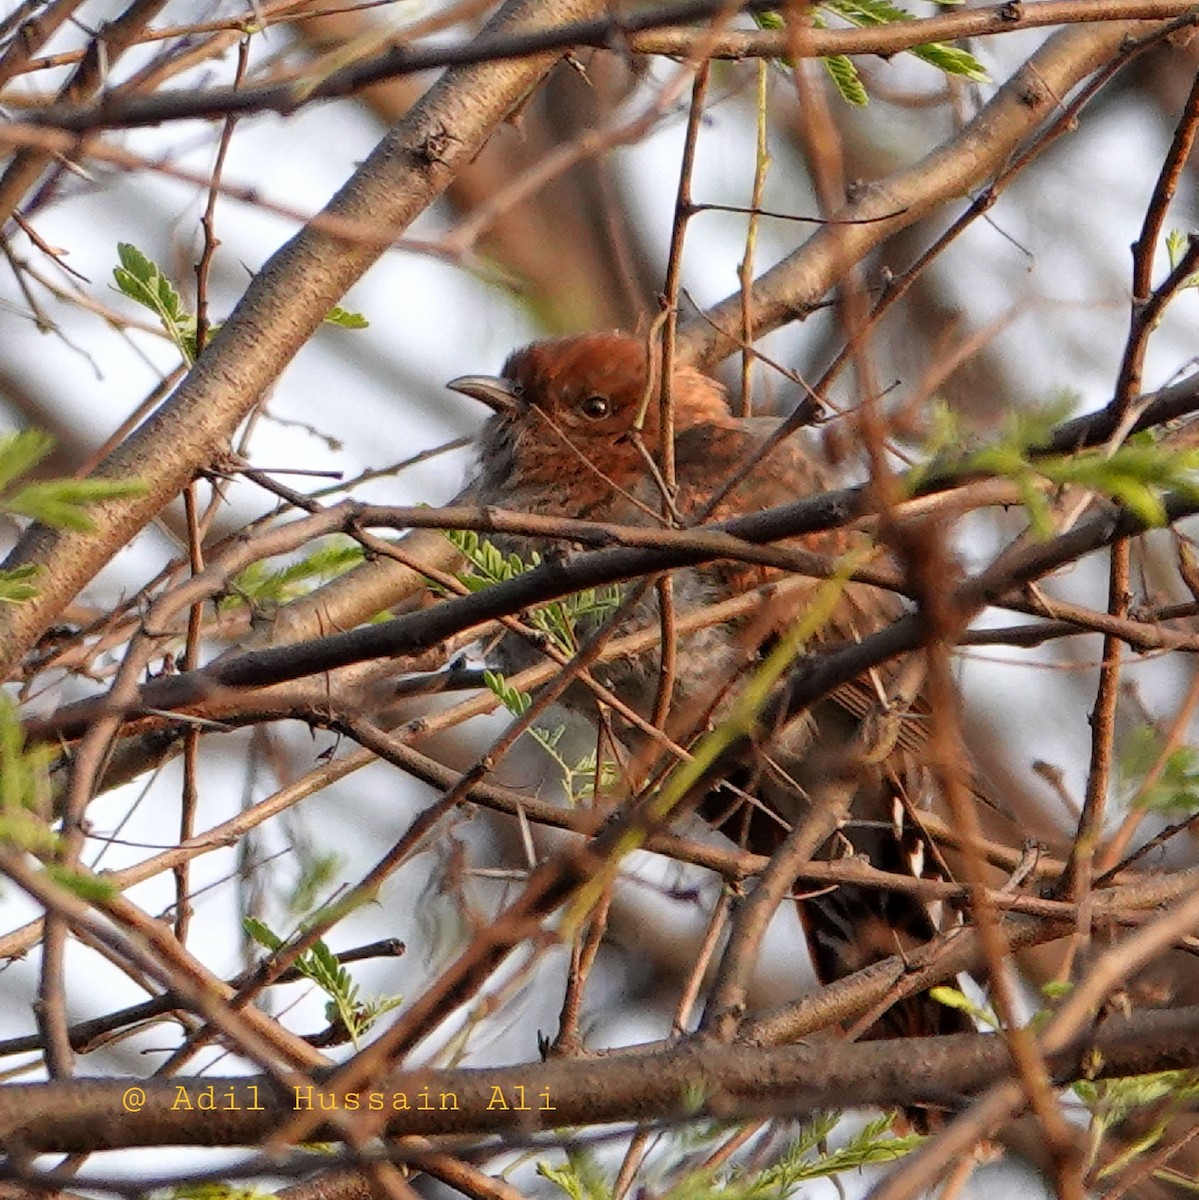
[13,2,1197,132]
[2,1005,1198,1153]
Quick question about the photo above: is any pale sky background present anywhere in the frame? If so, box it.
[1,1,1197,1195]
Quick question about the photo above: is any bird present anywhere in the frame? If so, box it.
[447,331,971,1059]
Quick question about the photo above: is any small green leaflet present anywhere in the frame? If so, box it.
[757,3,989,104]
[113,242,199,364]
[0,430,146,534]
[325,305,369,329]
[824,53,868,106]
[827,0,990,82]
[113,243,368,365]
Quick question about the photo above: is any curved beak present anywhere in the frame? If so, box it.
[446,374,522,416]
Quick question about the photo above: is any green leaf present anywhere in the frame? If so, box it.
[1167,228,1188,269]
[1118,724,1199,815]
[113,242,199,364]
[5,477,147,531]
[0,563,40,604]
[537,1153,611,1200]
[945,400,1199,538]
[830,0,915,21]
[823,54,868,105]
[172,1184,268,1200]
[242,916,399,1047]
[823,0,990,82]
[484,670,532,717]
[226,541,364,610]
[243,915,284,953]
[0,692,56,833]
[113,243,186,323]
[0,430,146,535]
[1166,228,1199,289]
[325,305,369,329]
[44,864,117,901]
[1079,1070,1199,1132]
[287,851,344,916]
[930,984,998,1029]
[0,430,54,492]
[908,40,989,82]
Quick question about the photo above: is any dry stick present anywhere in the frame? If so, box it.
[611,1129,656,1200]
[0,121,448,252]
[645,0,766,739]
[0,0,1155,79]
[194,37,248,353]
[402,1149,528,1200]
[1098,807,1199,888]
[0,849,326,1072]
[0,0,86,91]
[651,53,711,728]
[7,2,410,76]
[1100,1116,1199,1200]
[866,882,1199,1200]
[39,486,197,1080]
[554,886,612,1056]
[28,513,901,741]
[173,37,250,949]
[736,60,770,419]
[35,895,72,1078]
[13,0,324,74]
[0,0,171,225]
[810,12,1064,1167]
[674,889,732,1034]
[310,725,1128,920]
[1059,74,1199,913]
[0,725,385,964]
[176,485,206,948]
[700,775,857,1042]
[0,939,406,1059]
[1005,588,1199,652]
[925,623,1083,1193]
[902,332,1083,1184]
[682,15,1191,369]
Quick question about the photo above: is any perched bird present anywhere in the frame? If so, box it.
[449,331,968,1051]
[452,333,871,715]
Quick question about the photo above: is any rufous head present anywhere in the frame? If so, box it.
[449,333,733,490]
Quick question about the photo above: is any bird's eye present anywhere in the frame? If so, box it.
[580,394,611,420]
